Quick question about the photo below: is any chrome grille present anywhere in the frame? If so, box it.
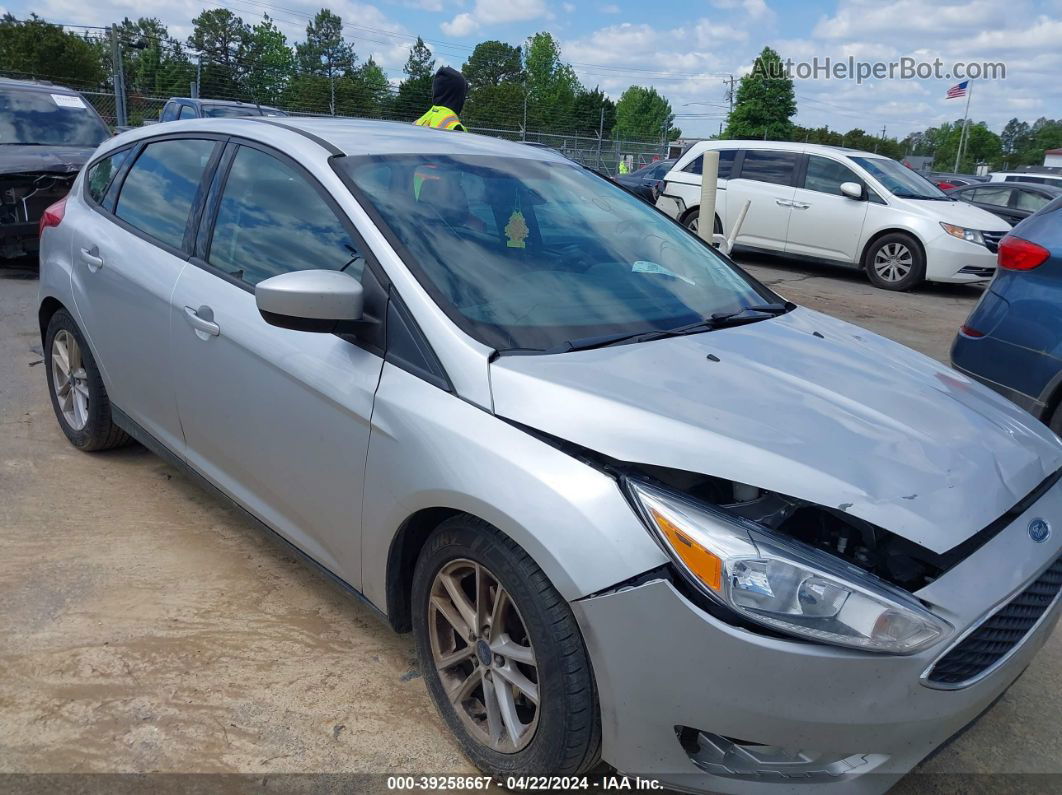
[982,230,1006,253]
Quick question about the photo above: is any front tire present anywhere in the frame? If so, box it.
[43,309,131,451]
[411,516,600,778]
[864,232,926,291]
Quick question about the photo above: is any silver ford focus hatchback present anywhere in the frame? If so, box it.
[38,118,1062,792]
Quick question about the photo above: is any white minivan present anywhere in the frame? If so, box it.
[657,140,1011,290]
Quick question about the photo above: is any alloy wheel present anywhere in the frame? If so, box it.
[51,329,90,431]
[427,559,540,753]
[873,242,914,283]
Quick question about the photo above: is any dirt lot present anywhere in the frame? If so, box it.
[2,254,1060,791]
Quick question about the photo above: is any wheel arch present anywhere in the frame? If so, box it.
[38,295,66,344]
[385,506,463,632]
[859,227,927,272]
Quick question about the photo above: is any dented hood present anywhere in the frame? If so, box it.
[490,307,1062,553]
[0,145,93,176]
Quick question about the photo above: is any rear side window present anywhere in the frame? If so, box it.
[115,138,216,249]
[1016,191,1052,212]
[804,156,861,196]
[738,150,799,185]
[160,101,178,122]
[86,149,130,205]
[208,145,363,286]
[177,104,197,120]
[682,149,737,179]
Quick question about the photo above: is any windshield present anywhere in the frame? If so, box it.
[340,154,772,351]
[851,156,948,200]
[0,88,109,147]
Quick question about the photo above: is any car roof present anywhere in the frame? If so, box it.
[992,181,1062,193]
[108,117,575,163]
[0,76,82,95]
[690,139,880,158]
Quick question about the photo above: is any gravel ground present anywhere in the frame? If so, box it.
[1,253,1059,792]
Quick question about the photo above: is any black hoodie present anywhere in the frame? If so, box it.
[431,66,469,115]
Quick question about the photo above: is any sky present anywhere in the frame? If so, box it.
[5,0,1062,139]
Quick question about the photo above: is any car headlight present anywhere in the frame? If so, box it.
[940,222,985,246]
[626,479,949,654]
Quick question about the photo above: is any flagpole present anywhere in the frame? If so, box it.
[954,82,973,172]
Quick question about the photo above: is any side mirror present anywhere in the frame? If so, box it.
[256,269,363,333]
[840,181,864,200]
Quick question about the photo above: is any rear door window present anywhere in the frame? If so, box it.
[115,138,217,249]
[738,150,799,185]
[177,104,197,120]
[207,145,363,286]
[1015,190,1052,212]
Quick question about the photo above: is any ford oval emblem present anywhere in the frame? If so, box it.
[1029,518,1051,543]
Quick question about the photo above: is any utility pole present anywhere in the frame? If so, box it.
[723,74,736,115]
[110,24,127,127]
[522,92,528,141]
[194,54,201,99]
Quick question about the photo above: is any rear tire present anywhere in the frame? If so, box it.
[43,309,131,451]
[864,232,926,291]
[411,516,600,778]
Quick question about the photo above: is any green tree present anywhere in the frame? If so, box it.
[394,36,435,120]
[187,9,251,99]
[1000,117,1031,156]
[0,14,104,87]
[523,32,580,131]
[724,46,796,140]
[463,82,526,130]
[462,40,523,89]
[294,9,353,114]
[571,87,615,138]
[245,15,292,105]
[614,85,677,142]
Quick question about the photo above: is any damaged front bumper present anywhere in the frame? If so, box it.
[1,172,75,259]
[573,480,1062,794]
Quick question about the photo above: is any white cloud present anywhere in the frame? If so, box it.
[709,0,774,20]
[600,3,620,13]
[441,12,478,36]
[562,1,576,11]
[440,0,549,35]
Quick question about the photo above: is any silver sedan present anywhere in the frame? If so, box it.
[38,117,1062,792]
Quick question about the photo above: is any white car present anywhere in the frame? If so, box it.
[986,171,1062,187]
[657,140,1011,290]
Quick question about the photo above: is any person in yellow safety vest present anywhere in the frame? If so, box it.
[414,66,469,132]
[618,158,630,175]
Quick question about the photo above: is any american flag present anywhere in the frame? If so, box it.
[946,80,969,99]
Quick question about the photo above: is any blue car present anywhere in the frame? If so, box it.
[951,196,1062,432]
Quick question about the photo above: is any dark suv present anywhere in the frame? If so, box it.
[159,98,287,122]
[0,77,110,261]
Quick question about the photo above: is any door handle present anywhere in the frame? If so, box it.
[184,305,220,336]
[80,246,104,272]
[775,199,793,207]
[792,202,811,209]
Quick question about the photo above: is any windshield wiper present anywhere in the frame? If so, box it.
[543,303,792,353]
